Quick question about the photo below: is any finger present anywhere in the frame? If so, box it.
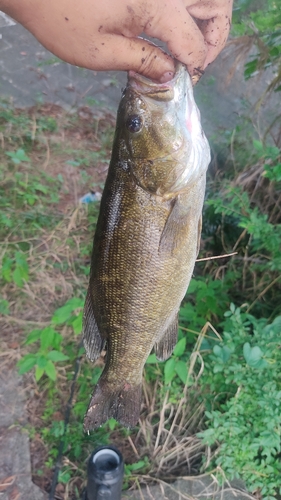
[85,34,175,82]
[144,0,207,76]
[197,14,231,68]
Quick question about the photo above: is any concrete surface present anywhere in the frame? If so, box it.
[0,370,47,500]
[123,477,251,500]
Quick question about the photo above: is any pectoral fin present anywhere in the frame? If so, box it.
[154,314,178,361]
[82,289,105,362]
[159,197,189,254]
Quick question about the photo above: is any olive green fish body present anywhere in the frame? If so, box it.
[83,64,210,430]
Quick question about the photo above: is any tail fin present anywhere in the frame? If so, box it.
[84,379,142,430]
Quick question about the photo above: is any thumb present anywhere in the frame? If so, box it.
[87,34,175,82]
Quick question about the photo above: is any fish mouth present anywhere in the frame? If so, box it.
[128,62,189,102]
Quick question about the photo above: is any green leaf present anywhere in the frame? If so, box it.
[187,279,200,294]
[45,360,57,381]
[51,297,84,324]
[129,460,146,471]
[243,343,268,369]
[58,471,71,484]
[175,360,188,384]
[71,312,82,335]
[40,327,56,350]
[108,418,117,431]
[146,353,158,364]
[17,355,37,374]
[164,358,176,384]
[34,183,48,194]
[6,148,30,164]
[213,345,232,363]
[1,257,12,282]
[25,329,42,345]
[35,366,45,381]
[47,350,69,362]
[0,299,10,315]
[37,355,48,368]
[173,337,186,357]
[12,267,24,287]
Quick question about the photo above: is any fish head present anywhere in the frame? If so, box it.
[114,62,210,198]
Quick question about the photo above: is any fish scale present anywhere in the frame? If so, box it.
[83,63,210,430]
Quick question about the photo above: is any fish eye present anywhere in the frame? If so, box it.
[126,115,143,133]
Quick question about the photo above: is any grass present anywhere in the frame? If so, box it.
[0,101,117,497]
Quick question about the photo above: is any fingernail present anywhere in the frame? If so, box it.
[159,71,174,83]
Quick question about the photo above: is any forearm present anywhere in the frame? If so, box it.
[0,0,234,82]
[0,0,32,25]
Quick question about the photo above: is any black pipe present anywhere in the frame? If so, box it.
[84,445,124,500]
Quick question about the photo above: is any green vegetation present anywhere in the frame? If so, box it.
[1,3,281,498]
[232,0,281,96]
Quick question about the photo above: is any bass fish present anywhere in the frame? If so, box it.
[83,62,210,430]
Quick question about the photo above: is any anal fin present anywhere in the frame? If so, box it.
[82,288,105,362]
[154,314,179,361]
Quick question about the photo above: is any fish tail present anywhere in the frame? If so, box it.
[84,378,142,430]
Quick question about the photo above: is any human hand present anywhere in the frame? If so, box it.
[0,0,233,82]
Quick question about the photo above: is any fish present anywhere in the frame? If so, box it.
[83,62,211,430]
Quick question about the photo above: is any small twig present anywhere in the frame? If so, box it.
[42,137,50,170]
[246,275,281,313]
[232,229,247,252]
[127,435,140,459]
[196,252,237,262]
[2,316,49,327]
[135,478,145,500]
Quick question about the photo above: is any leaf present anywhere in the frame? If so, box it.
[129,461,146,471]
[243,342,268,369]
[34,183,48,194]
[40,327,56,350]
[17,355,37,374]
[58,471,71,484]
[213,345,222,357]
[213,345,232,363]
[25,329,42,345]
[164,358,176,384]
[12,267,24,287]
[175,360,188,384]
[47,350,69,362]
[45,360,57,381]
[173,337,186,357]
[35,366,45,381]
[186,279,200,294]
[146,353,158,364]
[243,342,251,360]
[51,297,84,325]
[108,418,117,431]
[1,258,12,282]
[37,355,48,369]
[6,148,30,164]
[0,299,10,315]
[71,312,82,335]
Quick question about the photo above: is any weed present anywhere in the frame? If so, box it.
[197,307,281,499]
